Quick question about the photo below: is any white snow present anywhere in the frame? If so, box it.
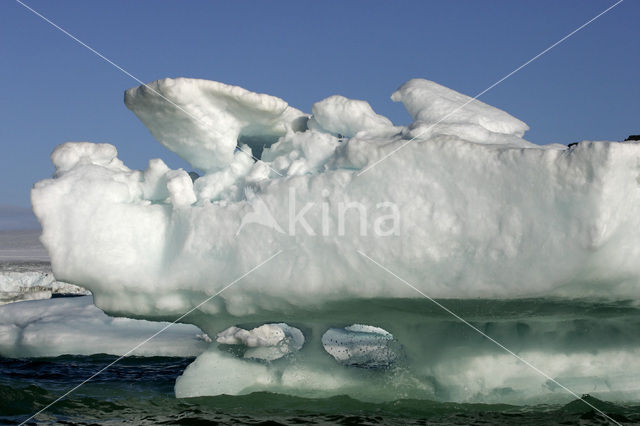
[31,124,640,316]
[216,323,304,361]
[125,78,307,172]
[29,77,640,401]
[0,270,88,305]
[217,324,290,347]
[51,142,126,174]
[391,78,530,139]
[0,296,208,358]
[308,95,395,137]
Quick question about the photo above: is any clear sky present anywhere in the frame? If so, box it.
[0,0,638,216]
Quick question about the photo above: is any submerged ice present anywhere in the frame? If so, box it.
[31,77,640,403]
[322,324,400,368]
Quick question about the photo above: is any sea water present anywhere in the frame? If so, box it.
[2,353,638,425]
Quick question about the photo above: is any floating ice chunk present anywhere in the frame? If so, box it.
[217,324,286,347]
[125,78,307,171]
[175,346,380,398]
[308,95,394,137]
[216,323,305,361]
[30,77,640,401]
[0,296,208,358]
[0,270,88,305]
[391,79,530,138]
[322,324,399,368]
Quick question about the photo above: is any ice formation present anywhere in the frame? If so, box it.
[216,323,304,361]
[31,77,640,402]
[0,230,87,304]
[391,79,532,145]
[0,296,207,358]
[0,270,88,305]
[124,78,307,171]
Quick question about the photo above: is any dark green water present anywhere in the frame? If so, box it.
[1,355,638,425]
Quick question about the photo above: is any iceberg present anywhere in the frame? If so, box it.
[30,78,640,402]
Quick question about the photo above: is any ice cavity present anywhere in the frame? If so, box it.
[322,324,400,368]
[125,78,307,172]
[31,77,640,402]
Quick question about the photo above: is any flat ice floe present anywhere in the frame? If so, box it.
[0,269,89,305]
[29,77,640,402]
[0,296,208,358]
[0,230,88,304]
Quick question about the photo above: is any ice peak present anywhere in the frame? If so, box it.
[124,78,306,172]
[391,78,530,138]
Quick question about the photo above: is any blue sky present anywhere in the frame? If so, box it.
[0,0,638,220]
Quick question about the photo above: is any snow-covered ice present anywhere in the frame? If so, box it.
[32,78,640,314]
[29,77,640,402]
[0,230,87,304]
[0,296,208,358]
[125,78,306,171]
[0,231,206,358]
[216,323,304,361]
[391,79,532,139]
[0,270,88,305]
